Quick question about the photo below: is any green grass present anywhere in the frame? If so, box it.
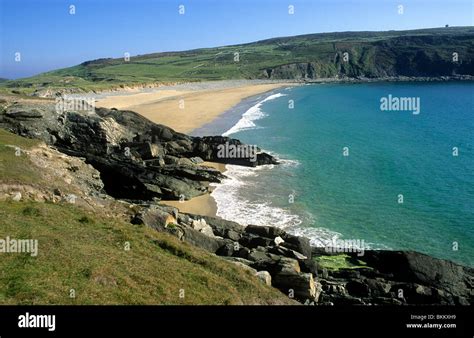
[0,129,41,185]
[2,26,472,95]
[0,130,294,305]
[314,254,370,271]
[0,200,292,304]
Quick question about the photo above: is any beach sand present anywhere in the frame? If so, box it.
[97,81,292,217]
[159,162,227,217]
[96,82,291,133]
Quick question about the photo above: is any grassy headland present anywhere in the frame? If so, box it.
[0,129,294,305]
[1,26,473,96]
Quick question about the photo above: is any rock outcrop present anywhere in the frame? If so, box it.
[132,204,473,305]
[314,249,473,305]
[0,102,277,201]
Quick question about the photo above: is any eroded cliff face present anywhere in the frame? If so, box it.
[262,35,474,80]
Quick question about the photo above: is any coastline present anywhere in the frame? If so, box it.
[95,78,474,266]
[96,80,296,218]
[158,86,295,220]
[96,80,297,134]
[159,161,226,217]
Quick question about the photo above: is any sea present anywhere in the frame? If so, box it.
[192,82,474,267]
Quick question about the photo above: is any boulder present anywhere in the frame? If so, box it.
[234,247,251,260]
[196,215,245,238]
[226,230,241,241]
[273,271,317,301]
[11,192,22,202]
[345,280,371,297]
[239,233,274,249]
[281,234,312,258]
[179,225,225,253]
[191,218,207,231]
[216,242,235,256]
[256,271,272,286]
[131,206,176,230]
[245,224,285,238]
[5,105,44,119]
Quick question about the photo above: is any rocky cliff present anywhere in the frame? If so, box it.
[0,100,276,201]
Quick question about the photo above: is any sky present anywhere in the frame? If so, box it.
[0,0,473,79]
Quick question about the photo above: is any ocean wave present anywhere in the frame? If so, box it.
[211,162,391,251]
[210,164,301,229]
[222,93,287,136]
[290,226,392,250]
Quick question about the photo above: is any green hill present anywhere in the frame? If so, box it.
[2,26,473,95]
[0,129,294,305]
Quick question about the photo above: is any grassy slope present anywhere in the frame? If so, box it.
[0,130,293,304]
[2,27,473,95]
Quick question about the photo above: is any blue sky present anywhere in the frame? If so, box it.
[0,0,473,79]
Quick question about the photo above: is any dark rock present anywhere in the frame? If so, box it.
[364,278,392,296]
[281,234,312,258]
[319,293,365,305]
[179,225,225,254]
[121,141,164,160]
[234,247,251,260]
[372,297,404,305]
[226,230,241,241]
[356,250,473,303]
[187,214,245,238]
[248,249,274,264]
[239,233,274,249]
[131,205,176,230]
[0,103,278,202]
[5,104,45,119]
[299,258,319,276]
[216,242,235,256]
[245,224,285,238]
[346,280,371,297]
[192,136,279,167]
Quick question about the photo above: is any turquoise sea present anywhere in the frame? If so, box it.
[196,82,474,266]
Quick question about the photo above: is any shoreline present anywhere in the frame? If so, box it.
[159,87,293,220]
[96,80,297,134]
[159,162,227,217]
[96,81,295,219]
[31,75,474,98]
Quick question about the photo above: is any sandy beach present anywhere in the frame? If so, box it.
[96,81,293,218]
[159,162,227,217]
[96,81,293,134]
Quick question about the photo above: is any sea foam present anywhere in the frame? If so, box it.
[214,91,383,249]
[222,93,287,136]
[210,164,302,229]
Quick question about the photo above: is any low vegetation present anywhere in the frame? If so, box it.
[0,130,293,305]
[1,27,473,95]
[314,254,369,271]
